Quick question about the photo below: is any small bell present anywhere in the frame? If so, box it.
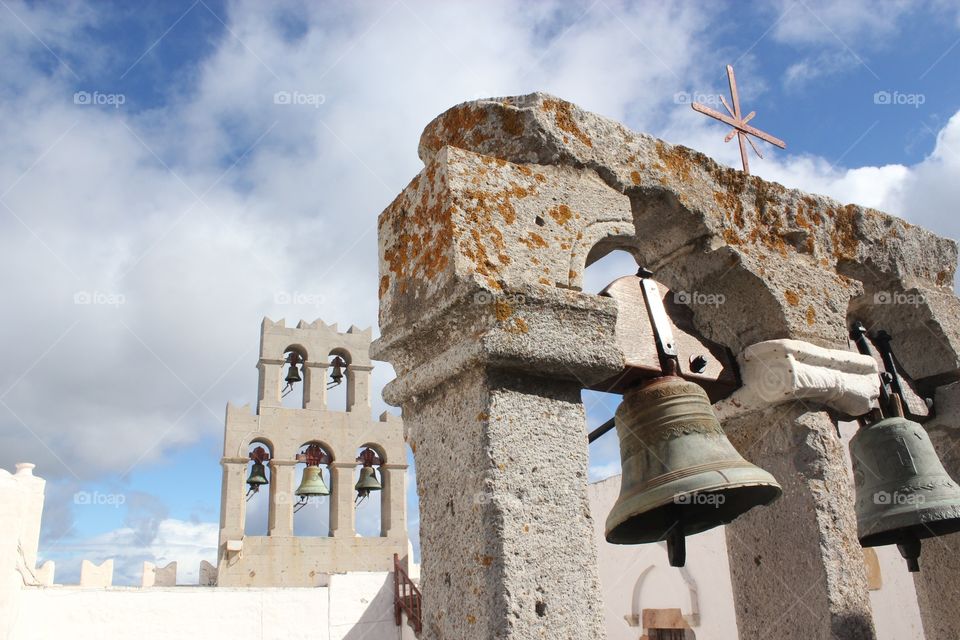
[355,466,382,497]
[850,414,960,572]
[329,356,346,387]
[246,462,268,489]
[285,358,302,385]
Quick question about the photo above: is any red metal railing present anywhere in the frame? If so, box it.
[394,553,423,634]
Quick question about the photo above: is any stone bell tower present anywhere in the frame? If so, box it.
[216,318,407,587]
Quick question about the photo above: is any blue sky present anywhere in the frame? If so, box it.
[1,0,959,585]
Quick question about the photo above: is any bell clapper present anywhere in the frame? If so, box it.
[666,524,686,568]
[897,535,922,573]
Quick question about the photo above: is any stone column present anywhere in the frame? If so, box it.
[380,463,406,538]
[302,360,327,410]
[723,406,875,640]
[219,457,249,538]
[329,462,356,538]
[911,381,960,640]
[268,459,296,536]
[347,364,373,411]
[257,359,283,410]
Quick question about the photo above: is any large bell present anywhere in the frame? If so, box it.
[606,376,782,565]
[295,465,330,497]
[355,466,382,493]
[850,415,960,571]
[246,462,268,489]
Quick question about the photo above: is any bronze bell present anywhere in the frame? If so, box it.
[355,466,382,494]
[606,376,782,566]
[295,465,330,497]
[330,356,346,386]
[850,414,960,572]
[285,360,302,385]
[246,462,268,490]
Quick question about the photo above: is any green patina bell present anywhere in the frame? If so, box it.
[355,466,382,493]
[606,376,782,566]
[295,465,330,497]
[850,415,960,572]
[245,462,268,489]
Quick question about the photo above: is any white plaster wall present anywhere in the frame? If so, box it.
[8,572,401,640]
[871,545,926,640]
[588,475,740,640]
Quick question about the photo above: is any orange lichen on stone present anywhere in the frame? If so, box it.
[421,105,491,156]
[937,270,949,286]
[830,204,860,260]
[655,140,696,183]
[548,204,572,225]
[630,171,641,185]
[521,232,549,249]
[541,98,593,147]
[378,275,390,299]
[806,305,816,325]
[784,290,800,306]
[501,108,524,137]
[495,300,513,321]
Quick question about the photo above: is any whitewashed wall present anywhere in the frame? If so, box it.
[9,572,402,640]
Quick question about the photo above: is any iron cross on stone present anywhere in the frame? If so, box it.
[691,65,786,174]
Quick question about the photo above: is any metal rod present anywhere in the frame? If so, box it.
[587,417,616,443]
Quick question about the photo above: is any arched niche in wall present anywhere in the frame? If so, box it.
[326,348,351,411]
[354,443,385,537]
[244,439,273,536]
[281,345,308,409]
[293,441,333,537]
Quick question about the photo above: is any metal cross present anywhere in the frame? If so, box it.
[691,65,786,174]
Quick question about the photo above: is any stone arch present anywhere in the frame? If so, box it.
[568,219,638,290]
[629,563,701,630]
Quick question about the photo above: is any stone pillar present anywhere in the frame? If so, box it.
[219,457,248,537]
[380,463,406,538]
[347,364,373,412]
[329,462,356,538]
[723,406,875,640]
[911,381,960,640]
[268,459,296,536]
[257,359,283,410]
[302,360,327,409]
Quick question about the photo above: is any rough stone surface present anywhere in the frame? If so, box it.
[375,93,960,640]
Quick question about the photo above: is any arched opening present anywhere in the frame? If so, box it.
[326,348,351,411]
[281,345,307,409]
[583,248,639,482]
[293,441,332,536]
[244,441,272,536]
[354,444,384,537]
